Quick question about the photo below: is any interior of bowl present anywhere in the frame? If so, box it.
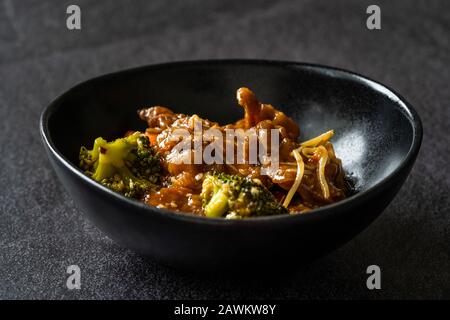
[46,61,416,195]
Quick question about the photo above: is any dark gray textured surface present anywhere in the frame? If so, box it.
[0,0,449,299]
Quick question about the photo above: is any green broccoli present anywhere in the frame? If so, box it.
[79,132,161,198]
[200,172,288,218]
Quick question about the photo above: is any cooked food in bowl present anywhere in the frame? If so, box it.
[79,87,351,218]
[41,60,422,269]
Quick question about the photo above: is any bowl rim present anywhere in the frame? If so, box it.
[39,59,423,226]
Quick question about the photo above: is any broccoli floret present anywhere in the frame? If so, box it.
[79,132,161,198]
[200,172,288,218]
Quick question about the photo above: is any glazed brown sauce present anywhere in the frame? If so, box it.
[137,88,349,215]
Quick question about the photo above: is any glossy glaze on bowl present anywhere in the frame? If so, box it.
[40,60,422,270]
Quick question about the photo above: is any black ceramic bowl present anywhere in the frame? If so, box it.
[40,60,422,270]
